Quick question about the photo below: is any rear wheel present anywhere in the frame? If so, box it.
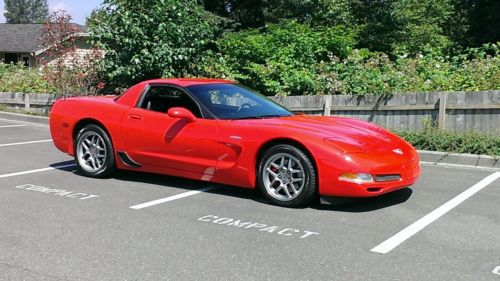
[75,124,115,178]
[258,144,317,207]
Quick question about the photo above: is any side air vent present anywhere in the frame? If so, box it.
[118,152,141,168]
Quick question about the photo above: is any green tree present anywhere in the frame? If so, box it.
[30,0,48,22]
[462,0,500,47]
[202,0,356,29]
[267,0,355,27]
[88,0,221,92]
[354,0,454,55]
[201,21,356,96]
[4,0,48,23]
[202,0,266,29]
[391,0,454,54]
[352,0,395,53]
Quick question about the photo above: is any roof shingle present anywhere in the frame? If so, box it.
[0,23,87,53]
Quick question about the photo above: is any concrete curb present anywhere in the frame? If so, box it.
[418,150,500,169]
[0,111,49,125]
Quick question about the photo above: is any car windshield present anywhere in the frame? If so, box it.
[187,83,293,120]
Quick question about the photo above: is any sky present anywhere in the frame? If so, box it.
[0,0,103,25]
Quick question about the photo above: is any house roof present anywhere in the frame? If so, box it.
[0,23,87,53]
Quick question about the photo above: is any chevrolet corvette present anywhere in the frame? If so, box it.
[49,78,420,207]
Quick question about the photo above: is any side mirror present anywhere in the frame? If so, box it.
[167,107,197,122]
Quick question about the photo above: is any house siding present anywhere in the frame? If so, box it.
[37,37,94,67]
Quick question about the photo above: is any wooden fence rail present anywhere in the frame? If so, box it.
[1,90,499,134]
[0,92,55,114]
[271,91,500,134]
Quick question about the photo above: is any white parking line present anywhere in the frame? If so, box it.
[0,139,52,147]
[0,117,48,128]
[0,164,76,179]
[130,185,220,210]
[0,124,27,128]
[371,172,500,254]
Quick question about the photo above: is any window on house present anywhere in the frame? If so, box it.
[21,55,30,67]
[4,53,18,64]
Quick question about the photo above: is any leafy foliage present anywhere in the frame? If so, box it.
[3,0,497,98]
[390,0,453,55]
[452,0,500,48]
[88,0,221,92]
[200,20,499,96]
[197,1,500,96]
[396,124,500,156]
[0,63,56,93]
[322,44,500,95]
[353,0,455,55]
[201,21,357,96]
[4,0,48,23]
[204,0,499,55]
[39,11,105,97]
[202,0,355,29]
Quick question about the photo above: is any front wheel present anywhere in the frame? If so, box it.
[258,144,317,207]
[75,124,115,178]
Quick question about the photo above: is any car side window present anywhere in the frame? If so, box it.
[139,85,203,118]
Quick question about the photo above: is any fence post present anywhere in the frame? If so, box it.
[438,92,448,129]
[24,93,30,110]
[323,95,332,116]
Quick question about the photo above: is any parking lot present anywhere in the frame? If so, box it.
[0,112,499,281]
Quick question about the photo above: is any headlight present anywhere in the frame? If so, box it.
[338,173,374,184]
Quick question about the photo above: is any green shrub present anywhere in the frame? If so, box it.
[396,125,500,156]
[200,21,357,96]
[200,20,499,96]
[323,44,500,95]
[0,63,56,93]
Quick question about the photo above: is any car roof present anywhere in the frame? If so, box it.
[142,78,235,87]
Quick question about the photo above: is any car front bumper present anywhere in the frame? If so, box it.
[317,153,420,198]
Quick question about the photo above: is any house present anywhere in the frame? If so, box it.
[0,23,90,68]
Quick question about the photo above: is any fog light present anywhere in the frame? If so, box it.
[338,173,374,184]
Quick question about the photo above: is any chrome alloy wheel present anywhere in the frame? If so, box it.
[77,131,107,173]
[263,153,306,201]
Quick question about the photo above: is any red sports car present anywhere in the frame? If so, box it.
[50,78,420,207]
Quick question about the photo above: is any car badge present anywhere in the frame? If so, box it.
[392,148,403,155]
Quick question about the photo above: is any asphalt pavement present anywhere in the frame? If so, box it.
[0,112,499,281]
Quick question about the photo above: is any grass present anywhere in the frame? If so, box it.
[396,126,500,157]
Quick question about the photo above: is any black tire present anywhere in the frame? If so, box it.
[74,124,115,178]
[258,144,317,207]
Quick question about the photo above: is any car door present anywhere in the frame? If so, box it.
[120,84,218,176]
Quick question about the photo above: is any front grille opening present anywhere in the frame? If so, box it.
[366,187,382,192]
[374,174,401,182]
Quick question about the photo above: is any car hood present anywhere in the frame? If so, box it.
[245,115,402,152]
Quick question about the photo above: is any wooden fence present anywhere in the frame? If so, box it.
[1,91,499,134]
[0,92,55,114]
[271,91,500,134]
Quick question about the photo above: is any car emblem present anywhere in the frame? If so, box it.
[392,148,403,155]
